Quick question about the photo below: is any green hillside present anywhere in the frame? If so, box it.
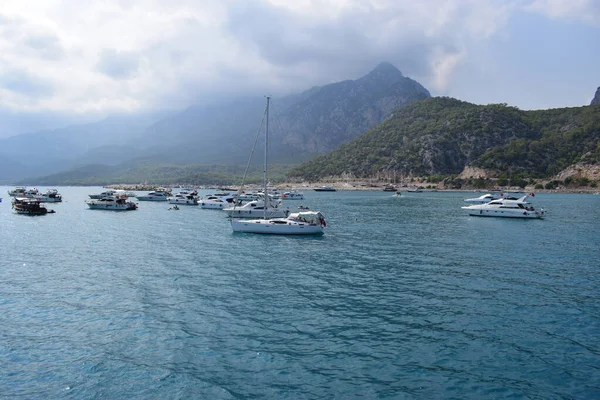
[288,97,600,181]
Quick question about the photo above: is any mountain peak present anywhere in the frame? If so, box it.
[360,62,404,83]
[591,87,600,106]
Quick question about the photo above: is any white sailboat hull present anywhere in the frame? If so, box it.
[231,219,324,235]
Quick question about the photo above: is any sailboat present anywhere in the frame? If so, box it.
[230,96,327,235]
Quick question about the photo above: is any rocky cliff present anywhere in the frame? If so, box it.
[591,87,600,105]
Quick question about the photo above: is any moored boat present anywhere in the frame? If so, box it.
[136,191,170,201]
[281,190,305,200]
[232,211,326,235]
[461,195,544,219]
[12,197,55,215]
[85,196,138,210]
[314,186,336,192]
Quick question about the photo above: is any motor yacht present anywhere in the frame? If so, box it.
[281,191,305,200]
[88,190,117,199]
[85,196,138,210]
[168,193,198,205]
[462,195,544,219]
[224,198,288,218]
[136,191,169,201]
[8,187,28,197]
[463,193,501,204]
[34,189,63,202]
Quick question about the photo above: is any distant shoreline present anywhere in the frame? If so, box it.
[103,181,599,194]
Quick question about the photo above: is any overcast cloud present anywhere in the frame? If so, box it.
[0,0,598,136]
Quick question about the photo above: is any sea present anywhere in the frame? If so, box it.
[1,187,599,399]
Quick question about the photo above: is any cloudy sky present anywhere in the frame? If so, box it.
[0,0,599,137]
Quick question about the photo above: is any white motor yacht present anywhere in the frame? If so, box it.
[462,195,544,218]
[8,187,28,197]
[232,211,326,235]
[463,193,501,204]
[224,198,288,218]
[136,191,169,201]
[200,196,230,209]
[34,189,63,202]
[168,193,198,205]
[85,196,137,210]
[88,190,117,199]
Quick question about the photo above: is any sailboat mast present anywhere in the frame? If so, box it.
[264,96,270,220]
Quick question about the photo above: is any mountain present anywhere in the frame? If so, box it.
[17,62,431,184]
[0,112,170,183]
[592,87,600,106]
[288,97,600,182]
[137,62,430,164]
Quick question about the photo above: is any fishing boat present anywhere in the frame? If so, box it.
[231,97,324,235]
[12,198,55,215]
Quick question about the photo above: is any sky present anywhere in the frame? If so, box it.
[0,0,599,138]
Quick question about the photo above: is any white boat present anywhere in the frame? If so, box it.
[231,97,325,235]
[281,191,305,200]
[88,190,117,199]
[225,198,289,218]
[8,186,28,197]
[231,211,326,235]
[136,191,170,201]
[461,195,544,219]
[85,196,138,210]
[34,189,62,202]
[168,193,199,205]
[200,196,230,209]
[463,193,501,204]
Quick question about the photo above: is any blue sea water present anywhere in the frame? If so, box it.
[0,187,599,399]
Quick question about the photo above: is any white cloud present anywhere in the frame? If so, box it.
[0,0,594,118]
[525,0,600,24]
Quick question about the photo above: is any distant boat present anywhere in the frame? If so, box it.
[383,184,397,192]
[314,186,336,192]
[12,197,55,215]
[407,188,423,193]
[136,191,169,201]
[85,196,138,211]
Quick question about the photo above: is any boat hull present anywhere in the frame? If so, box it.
[231,219,324,235]
[464,208,543,218]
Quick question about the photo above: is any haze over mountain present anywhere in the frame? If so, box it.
[2,63,430,184]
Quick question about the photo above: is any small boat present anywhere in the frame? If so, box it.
[85,196,138,210]
[461,195,544,219]
[314,186,336,192]
[136,191,170,201]
[200,196,229,209]
[8,187,29,197]
[463,193,501,204]
[224,198,288,218]
[281,191,305,200]
[383,184,397,192]
[407,188,423,193]
[168,193,199,205]
[34,189,63,203]
[12,197,55,215]
[169,205,180,210]
[88,190,117,199]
